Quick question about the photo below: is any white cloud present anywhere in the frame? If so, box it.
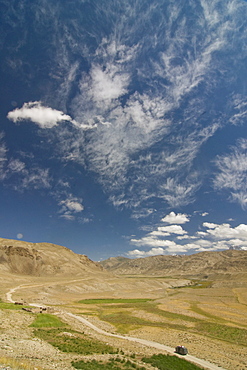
[8,159,26,173]
[0,133,7,180]
[59,195,84,220]
[128,214,247,257]
[7,101,74,128]
[21,168,51,190]
[66,5,227,211]
[213,139,247,208]
[64,200,84,212]
[161,211,189,224]
[157,225,187,235]
[204,223,247,240]
[5,0,247,223]
[158,176,201,208]
[230,95,247,125]
[177,235,196,240]
[5,156,52,192]
[202,222,219,229]
[7,101,96,131]
[131,236,177,248]
[127,247,165,257]
[89,63,130,104]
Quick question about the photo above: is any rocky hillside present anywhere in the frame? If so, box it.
[100,250,247,277]
[0,237,104,276]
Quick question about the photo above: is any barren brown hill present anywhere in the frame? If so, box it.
[100,249,247,277]
[0,237,104,276]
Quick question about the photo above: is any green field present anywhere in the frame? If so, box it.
[79,298,153,304]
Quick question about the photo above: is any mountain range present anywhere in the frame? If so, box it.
[0,237,246,278]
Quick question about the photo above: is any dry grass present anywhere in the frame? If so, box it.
[0,356,43,370]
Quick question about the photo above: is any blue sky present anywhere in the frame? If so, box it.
[1,0,247,261]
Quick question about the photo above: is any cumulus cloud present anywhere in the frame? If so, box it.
[161,211,189,224]
[128,213,247,257]
[202,222,219,229]
[157,225,187,235]
[203,222,247,240]
[7,101,74,128]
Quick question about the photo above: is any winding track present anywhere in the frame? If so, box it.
[6,284,227,370]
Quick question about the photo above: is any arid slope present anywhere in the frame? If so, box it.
[0,238,103,276]
[100,249,247,277]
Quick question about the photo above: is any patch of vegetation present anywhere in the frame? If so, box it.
[99,311,155,334]
[173,280,212,289]
[30,313,66,328]
[190,303,226,322]
[78,295,247,347]
[98,300,197,333]
[0,300,29,310]
[142,353,203,370]
[79,298,153,304]
[72,354,203,370]
[196,322,247,346]
[141,302,198,323]
[34,328,117,355]
[190,280,213,289]
[72,358,145,369]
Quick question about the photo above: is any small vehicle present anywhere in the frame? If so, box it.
[175,345,188,355]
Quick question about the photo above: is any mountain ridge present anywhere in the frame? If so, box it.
[99,250,247,277]
[0,237,104,276]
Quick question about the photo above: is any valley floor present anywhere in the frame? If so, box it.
[0,273,246,370]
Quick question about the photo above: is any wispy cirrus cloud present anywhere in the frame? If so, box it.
[230,95,247,125]
[87,63,130,104]
[0,133,7,180]
[213,138,247,208]
[5,0,247,220]
[65,1,233,213]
